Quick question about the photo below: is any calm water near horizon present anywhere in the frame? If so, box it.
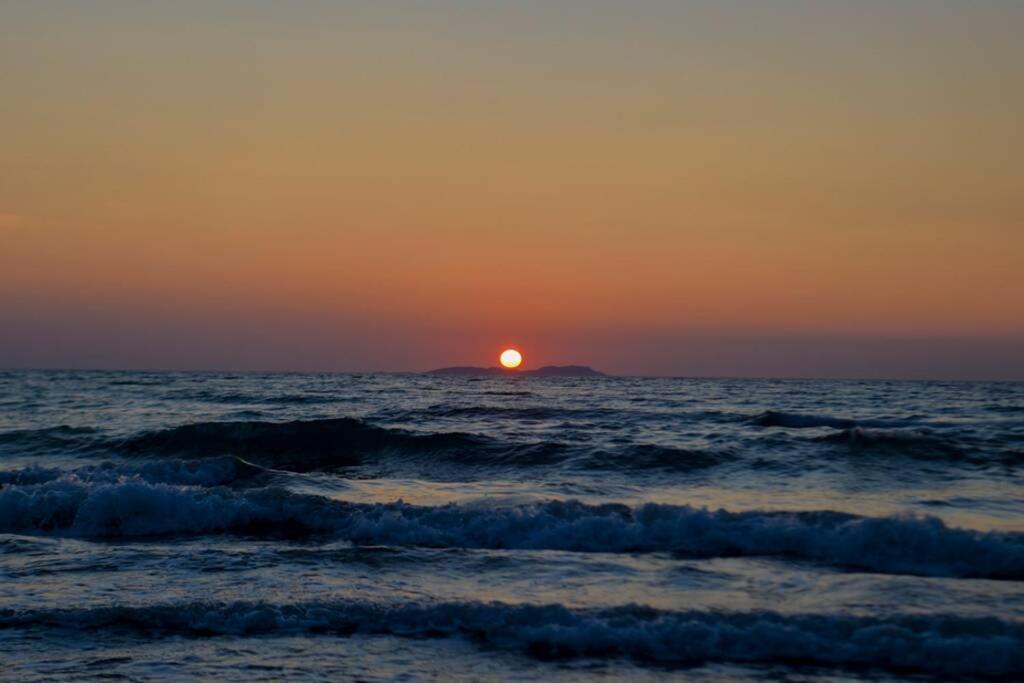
[1,370,1023,680]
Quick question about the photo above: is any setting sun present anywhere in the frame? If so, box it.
[499,349,523,369]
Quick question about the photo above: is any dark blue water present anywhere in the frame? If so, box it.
[2,370,1023,680]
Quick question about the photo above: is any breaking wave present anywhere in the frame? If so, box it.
[0,480,337,537]
[0,456,265,488]
[2,480,1022,579]
[1,600,1020,677]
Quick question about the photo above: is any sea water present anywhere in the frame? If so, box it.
[1,370,1022,680]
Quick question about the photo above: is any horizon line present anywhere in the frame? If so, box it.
[2,366,1022,384]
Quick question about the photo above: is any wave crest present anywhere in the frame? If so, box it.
[752,411,910,430]
[3,480,1021,579]
[814,427,963,455]
[0,456,265,488]
[115,418,486,471]
[1,600,1020,676]
[112,419,729,473]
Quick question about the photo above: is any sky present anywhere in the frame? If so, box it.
[1,1,1022,379]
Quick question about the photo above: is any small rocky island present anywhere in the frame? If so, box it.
[427,365,607,377]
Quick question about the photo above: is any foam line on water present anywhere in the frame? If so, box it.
[2,479,1022,579]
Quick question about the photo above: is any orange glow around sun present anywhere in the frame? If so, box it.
[500,349,523,369]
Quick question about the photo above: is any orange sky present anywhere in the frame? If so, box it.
[2,2,1022,377]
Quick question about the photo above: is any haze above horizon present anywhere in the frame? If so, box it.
[2,2,1022,380]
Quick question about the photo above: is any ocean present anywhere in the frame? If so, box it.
[1,370,1022,681]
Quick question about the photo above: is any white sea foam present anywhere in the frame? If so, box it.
[2,478,1021,579]
[0,457,261,488]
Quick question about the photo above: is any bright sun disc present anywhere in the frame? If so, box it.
[500,349,523,369]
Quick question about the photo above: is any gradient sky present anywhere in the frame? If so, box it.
[2,1,1022,378]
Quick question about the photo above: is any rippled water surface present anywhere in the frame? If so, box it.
[1,370,1023,680]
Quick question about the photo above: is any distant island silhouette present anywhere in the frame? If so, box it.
[427,365,607,377]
